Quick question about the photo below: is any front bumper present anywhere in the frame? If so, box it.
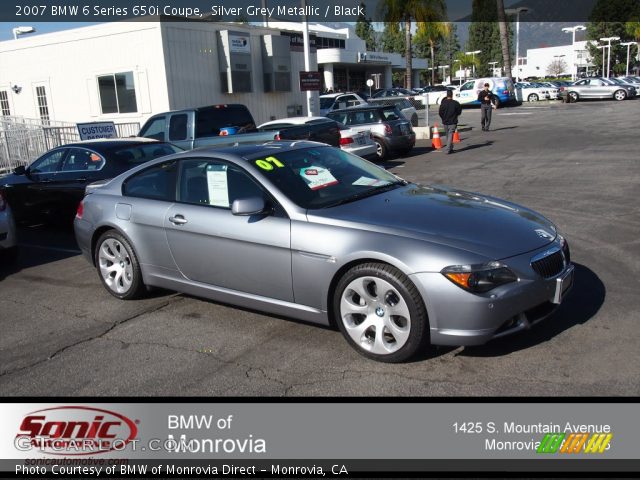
[410,246,574,347]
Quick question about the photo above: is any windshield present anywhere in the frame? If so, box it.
[320,97,335,109]
[247,146,404,209]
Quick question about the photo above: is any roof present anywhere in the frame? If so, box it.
[61,137,160,151]
[259,116,330,127]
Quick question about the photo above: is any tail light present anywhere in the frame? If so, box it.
[274,133,281,140]
[219,130,229,136]
[503,90,509,95]
[383,123,393,136]
[340,137,354,145]
[0,191,6,212]
[76,200,84,219]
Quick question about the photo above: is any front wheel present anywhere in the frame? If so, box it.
[333,263,429,363]
[568,91,579,102]
[95,230,145,300]
[528,93,539,102]
[614,89,627,101]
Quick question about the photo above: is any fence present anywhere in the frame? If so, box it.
[0,117,140,173]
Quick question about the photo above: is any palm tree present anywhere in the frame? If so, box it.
[416,22,451,85]
[496,0,512,78]
[379,0,446,89]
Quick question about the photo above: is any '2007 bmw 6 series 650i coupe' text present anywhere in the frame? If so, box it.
[74,142,573,362]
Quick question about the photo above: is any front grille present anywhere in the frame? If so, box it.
[531,250,565,279]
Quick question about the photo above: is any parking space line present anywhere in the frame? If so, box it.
[19,244,81,254]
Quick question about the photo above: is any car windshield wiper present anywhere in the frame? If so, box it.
[321,180,407,209]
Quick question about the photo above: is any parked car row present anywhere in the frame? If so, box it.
[559,77,637,102]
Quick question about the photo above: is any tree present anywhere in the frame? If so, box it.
[496,0,512,79]
[415,22,451,85]
[355,2,377,51]
[379,0,446,89]
[435,23,461,82]
[467,0,503,77]
[454,52,481,81]
[586,0,640,75]
[547,58,568,76]
[381,22,405,54]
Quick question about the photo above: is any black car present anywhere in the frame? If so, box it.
[1,138,181,225]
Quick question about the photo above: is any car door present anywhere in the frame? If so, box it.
[588,78,609,98]
[52,147,107,218]
[11,148,68,222]
[164,158,293,302]
[572,79,590,97]
[457,81,476,104]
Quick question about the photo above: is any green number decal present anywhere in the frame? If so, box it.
[255,156,284,171]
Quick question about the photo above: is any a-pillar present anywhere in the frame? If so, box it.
[384,65,392,88]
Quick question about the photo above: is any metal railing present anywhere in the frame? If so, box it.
[0,117,140,173]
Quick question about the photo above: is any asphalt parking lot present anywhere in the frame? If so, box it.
[1,99,638,396]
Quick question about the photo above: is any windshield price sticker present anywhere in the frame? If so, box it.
[300,166,339,190]
[352,176,391,187]
[255,156,284,171]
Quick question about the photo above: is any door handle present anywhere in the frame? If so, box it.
[76,177,87,182]
[169,214,188,225]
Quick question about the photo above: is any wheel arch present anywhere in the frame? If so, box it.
[90,223,135,267]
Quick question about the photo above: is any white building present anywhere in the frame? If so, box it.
[514,40,596,79]
[0,19,428,128]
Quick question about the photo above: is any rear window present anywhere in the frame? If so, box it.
[195,106,256,137]
[381,107,401,121]
[112,143,182,164]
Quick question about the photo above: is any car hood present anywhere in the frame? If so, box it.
[307,184,557,259]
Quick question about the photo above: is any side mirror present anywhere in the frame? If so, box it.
[231,197,268,216]
[13,165,26,175]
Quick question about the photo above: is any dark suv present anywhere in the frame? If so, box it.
[326,105,415,160]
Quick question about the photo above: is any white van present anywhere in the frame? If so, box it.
[455,77,516,107]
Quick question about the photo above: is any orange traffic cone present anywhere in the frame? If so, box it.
[453,128,461,144]
[431,123,442,150]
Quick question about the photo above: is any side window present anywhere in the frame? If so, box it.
[575,80,588,86]
[169,114,188,141]
[139,116,166,141]
[460,82,474,91]
[30,149,66,174]
[178,159,265,209]
[61,149,105,172]
[122,161,176,201]
[327,112,347,124]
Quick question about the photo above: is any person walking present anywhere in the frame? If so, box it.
[477,83,498,131]
[438,89,463,154]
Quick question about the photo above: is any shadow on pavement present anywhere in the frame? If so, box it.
[454,141,494,152]
[458,263,605,358]
[489,126,518,132]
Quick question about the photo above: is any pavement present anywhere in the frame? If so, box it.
[1,99,639,396]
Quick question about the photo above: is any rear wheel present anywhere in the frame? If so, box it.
[95,230,145,300]
[528,93,539,102]
[614,89,627,101]
[333,262,429,363]
[568,91,579,102]
[373,137,387,160]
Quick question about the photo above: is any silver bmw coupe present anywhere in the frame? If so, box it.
[75,142,573,362]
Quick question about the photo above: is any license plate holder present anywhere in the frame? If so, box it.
[552,265,574,305]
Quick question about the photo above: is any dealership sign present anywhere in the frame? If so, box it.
[299,71,322,91]
[15,406,138,455]
[77,122,117,140]
[229,35,251,53]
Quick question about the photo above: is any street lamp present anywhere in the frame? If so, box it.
[438,65,449,83]
[600,36,620,78]
[454,59,463,86]
[562,25,586,81]
[12,25,35,40]
[465,50,481,78]
[506,7,530,82]
[488,61,499,76]
[596,45,606,76]
[553,54,566,77]
[620,41,638,76]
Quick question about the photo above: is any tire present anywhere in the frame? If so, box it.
[373,137,387,161]
[333,262,429,363]
[528,93,539,102]
[568,91,579,102]
[410,114,418,127]
[95,230,145,300]
[614,89,627,101]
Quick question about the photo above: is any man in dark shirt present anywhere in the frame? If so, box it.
[477,83,498,131]
[438,89,463,154]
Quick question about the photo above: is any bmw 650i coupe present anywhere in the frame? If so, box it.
[74,142,573,362]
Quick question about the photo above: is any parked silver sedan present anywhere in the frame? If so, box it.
[75,142,573,362]
[560,77,637,102]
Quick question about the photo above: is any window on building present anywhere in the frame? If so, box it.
[0,90,10,116]
[35,86,49,123]
[98,72,138,114]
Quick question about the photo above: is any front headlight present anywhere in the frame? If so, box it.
[441,262,518,293]
[558,235,571,264]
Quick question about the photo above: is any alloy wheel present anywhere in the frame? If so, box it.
[98,238,133,294]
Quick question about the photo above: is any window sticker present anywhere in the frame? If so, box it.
[352,176,392,187]
[206,164,229,207]
[299,166,339,190]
